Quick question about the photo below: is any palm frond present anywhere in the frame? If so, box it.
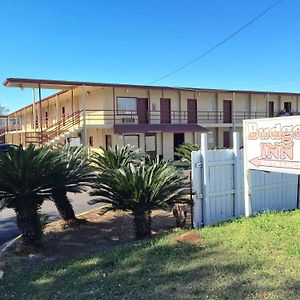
[174,143,200,168]
[0,144,56,211]
[90,145,142,172]
[51,145,94,193]
[90,158,189,214]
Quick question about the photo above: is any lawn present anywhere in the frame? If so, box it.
[1,210,299,299]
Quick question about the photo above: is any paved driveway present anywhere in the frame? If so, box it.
[0,191,103,247]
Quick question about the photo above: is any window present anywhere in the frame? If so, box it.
[124,135,139,149]
[145,134,156,152]
[117,97,137,114]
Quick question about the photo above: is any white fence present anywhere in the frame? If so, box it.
[192,133,299,227]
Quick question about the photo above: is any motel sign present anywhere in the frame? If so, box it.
[243,116,300,217]
[244,116,300,175]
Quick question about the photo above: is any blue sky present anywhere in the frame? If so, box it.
[0,0,299,112]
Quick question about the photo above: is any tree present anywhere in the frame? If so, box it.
[0,104,9,115]
[51,145,94,226]
[0,145,55,248]
[174,143,200,168]
[90,158,189,239]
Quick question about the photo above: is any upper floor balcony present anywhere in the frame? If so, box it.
[84,109,268,126]
[2,109,288,134]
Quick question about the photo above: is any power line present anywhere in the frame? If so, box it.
[148,0,284,85]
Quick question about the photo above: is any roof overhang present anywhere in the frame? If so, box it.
[4,78,300,96]
[3,78,80,90]
[114,123,209,134]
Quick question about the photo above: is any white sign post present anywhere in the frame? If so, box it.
[243,116,300,216]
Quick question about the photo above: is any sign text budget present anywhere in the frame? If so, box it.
[243,116,300,175]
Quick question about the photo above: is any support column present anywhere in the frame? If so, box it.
[215,127,219,146]
[81,85,87,148]
[47,97,50,127]
[56,94,59,124]
[232,92,236,131]
[32,88,36,132]
[24,108,27,134]
[278,95,281,112]
[113,87,116,125]
[71,89,74,125]
[179,90,182,123]
[216,93,219,123]
[38,84,43,141]
[266,94,270,117]
[147,89,151,124]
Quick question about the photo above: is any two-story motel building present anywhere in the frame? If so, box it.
[1,78,300,160]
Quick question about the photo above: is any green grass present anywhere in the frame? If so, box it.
[1,210,300,299]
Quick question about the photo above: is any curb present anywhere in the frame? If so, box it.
[0,235,21,254]
[75,204,110,217]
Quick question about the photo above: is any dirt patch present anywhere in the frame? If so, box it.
[174,231,202,246]
[1,207,191,277]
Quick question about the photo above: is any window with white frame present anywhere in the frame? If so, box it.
[124,135,139,149]
[117,97,137,114]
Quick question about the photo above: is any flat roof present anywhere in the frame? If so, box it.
[4,77,300,96]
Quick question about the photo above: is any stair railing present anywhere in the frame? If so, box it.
[25,110,83,146]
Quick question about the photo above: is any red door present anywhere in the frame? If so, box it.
[137,98,148,124]
[187,99,197,123]
[223,131,230,148]
[284,102,291,113]
[223,100,232,123]
[160,98,171,123]
[269,101,274,117]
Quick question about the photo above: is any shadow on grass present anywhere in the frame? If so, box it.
[2,210,300,299]
[2,234,298,300]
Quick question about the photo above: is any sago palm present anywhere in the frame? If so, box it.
[90,145,142,172]
[174,143,200,168]
[90,158,189,239]
[51,145,94,225]
[0,145,55,247]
